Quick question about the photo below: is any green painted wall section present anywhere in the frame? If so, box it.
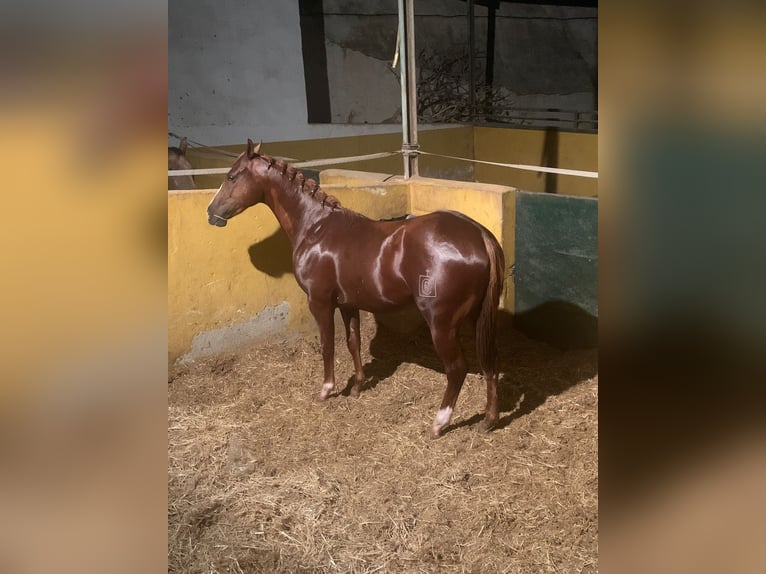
[514,191,598,347]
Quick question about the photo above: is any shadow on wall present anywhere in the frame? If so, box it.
[248,229,294,277]
[514,300,597,349]
[541,127,559,194]
[335,309,597,438]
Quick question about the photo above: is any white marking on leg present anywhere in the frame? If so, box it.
[320,382,334,399]
[432,406,453,435]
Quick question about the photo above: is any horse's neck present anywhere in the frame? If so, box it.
[263,179,327,249]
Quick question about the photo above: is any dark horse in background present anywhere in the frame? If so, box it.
[207,139,505,438]
[168,137,196,190]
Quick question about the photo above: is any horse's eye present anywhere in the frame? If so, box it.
[227,174,236,182]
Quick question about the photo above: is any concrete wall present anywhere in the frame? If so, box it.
[490,2,597,111]
[169,1,597,144]
[169,0,408,144]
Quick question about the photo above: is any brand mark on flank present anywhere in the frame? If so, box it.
[419,272,437,298]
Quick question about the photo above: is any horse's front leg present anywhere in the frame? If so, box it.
[309,298,336,400]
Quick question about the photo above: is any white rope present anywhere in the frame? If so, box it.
[416,150,599,178]
[169,167,230,176]
[169,148,597,179]
[168,150,400,177]
[294,151,400,168]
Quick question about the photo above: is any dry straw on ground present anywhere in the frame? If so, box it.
[169,312,597,573]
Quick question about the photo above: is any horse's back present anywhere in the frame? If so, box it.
[400,210,493,263]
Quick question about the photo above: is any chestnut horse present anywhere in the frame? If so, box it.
[168,137,196,190]
[207,139,505,438]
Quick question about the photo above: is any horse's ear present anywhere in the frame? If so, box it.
[254,140,262,155]
[179,137,188,154]
[246,138,256,159]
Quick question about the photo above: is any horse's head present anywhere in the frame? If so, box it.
[168,137,192,169]
[168,137,195,190]
[207,139,268,227]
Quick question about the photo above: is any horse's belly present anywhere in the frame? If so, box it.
[336,275,411,311]
[354,293,414,313]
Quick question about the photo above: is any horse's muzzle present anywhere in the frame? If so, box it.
[208,212,228,227]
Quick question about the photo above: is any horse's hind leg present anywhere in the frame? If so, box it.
[479,362,499,434]
[340,306,364,396]
[428,320,468,439]
[473,307,500,434]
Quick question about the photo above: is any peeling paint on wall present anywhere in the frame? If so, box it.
[178,302,291,364]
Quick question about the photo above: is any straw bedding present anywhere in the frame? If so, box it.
[169,312,597,573]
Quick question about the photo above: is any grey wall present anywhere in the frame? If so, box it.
[169,1,597,145]
[168,0,404,145]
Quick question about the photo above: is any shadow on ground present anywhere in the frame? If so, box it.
[337,307,598,436]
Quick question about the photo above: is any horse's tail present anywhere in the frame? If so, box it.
[476,230,505,376]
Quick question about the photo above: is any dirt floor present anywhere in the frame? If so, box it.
[168,311,598,573]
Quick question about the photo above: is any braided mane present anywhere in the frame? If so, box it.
[259,154,341,210]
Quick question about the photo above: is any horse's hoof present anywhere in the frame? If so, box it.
[477,419,497,434]
[349,386,361,398]
[319,383,334,400]
[430,426,443,440]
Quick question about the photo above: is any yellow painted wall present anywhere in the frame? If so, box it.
[325,181,410,220]
[473,127,598,197]
[168,190,311,363]
[320,169,395,186]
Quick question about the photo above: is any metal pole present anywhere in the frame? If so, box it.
[485,1,496,118]
[397,0,409,177]
[468,0,475,120]
[397,0,419,178]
